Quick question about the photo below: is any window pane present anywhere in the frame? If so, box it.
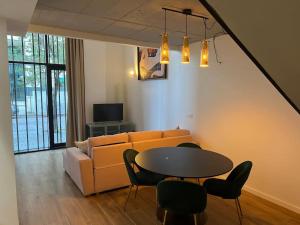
[23,33,34,62]
[7,32,66,153]
[12,36,23,61]
[7,35,13,61]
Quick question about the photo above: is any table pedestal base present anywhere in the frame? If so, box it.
[157,207,207,225]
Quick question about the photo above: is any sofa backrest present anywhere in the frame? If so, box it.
[128,130,162,142]
[162,129,190,138]
[89,132,129,147]
[89,129,192,163]
[132,135,193,152]
[92,142,132,168]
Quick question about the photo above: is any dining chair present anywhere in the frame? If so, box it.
[203,161,252,225]
[178,142,203,183]
[123,149,165,210]
[177,142,202,149]
[157,180,207,225]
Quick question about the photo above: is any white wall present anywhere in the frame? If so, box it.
[206,0,300,111]
[84,40,107,123]
[84,40,126,123]
[123,35,300,213]
[0,19,19,225]
[123,46,169,131]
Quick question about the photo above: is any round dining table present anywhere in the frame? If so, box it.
[135,146,233,178]
[135,146,233,225]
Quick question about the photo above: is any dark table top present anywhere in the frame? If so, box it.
[135,147,233,178]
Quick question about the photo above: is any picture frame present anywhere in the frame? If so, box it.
[137,47,167,80]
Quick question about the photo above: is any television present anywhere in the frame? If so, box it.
[93,103,123,122]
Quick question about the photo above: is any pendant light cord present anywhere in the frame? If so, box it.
[185,14,188,36]
[164,9,167,33]
[203,18,207,40]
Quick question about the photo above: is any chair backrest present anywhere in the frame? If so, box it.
[177,142,202,149]
[123,149,139,185]
[157,180,207,214]
[226,161,253,193]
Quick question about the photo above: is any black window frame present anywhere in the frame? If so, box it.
[8,33,67,154]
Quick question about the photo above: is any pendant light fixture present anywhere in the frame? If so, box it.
[181,12,190,64]
[160,9,169,64]
[200,19,209,67]
[160,7,212,66]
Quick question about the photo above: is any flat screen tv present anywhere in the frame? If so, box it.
[93,103,123,122]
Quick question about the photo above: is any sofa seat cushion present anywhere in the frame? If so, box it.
[89,133,129,148]
[163,129,190,138]
[128,130,162,142]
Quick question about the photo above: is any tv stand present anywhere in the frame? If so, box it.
[86,121,135,138]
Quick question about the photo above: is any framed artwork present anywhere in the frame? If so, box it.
[137,47,167,80]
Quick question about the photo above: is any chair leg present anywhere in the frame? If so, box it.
[237,197,243,217]
[163,210,168,225]
[134,185,139,198]
[235,199,243,225]
[193,214,198,225]
[124,185,133,210]
[155,187,158,209]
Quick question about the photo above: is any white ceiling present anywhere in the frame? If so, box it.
[0,0,37,34]
[31,0,223,47]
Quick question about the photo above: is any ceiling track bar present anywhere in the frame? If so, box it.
[162,7,209,20]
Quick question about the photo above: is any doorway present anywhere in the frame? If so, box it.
[7,33,67,153]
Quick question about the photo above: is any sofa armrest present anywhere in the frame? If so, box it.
[63,148,95,196]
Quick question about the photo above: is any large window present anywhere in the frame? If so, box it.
[7,33,67,153]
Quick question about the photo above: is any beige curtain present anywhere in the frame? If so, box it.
[65,38,86,147]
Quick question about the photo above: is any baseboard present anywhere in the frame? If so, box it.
[243,185,300,214]
[212,176,300,215]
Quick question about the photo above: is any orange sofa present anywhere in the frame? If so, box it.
[63,129,194,196]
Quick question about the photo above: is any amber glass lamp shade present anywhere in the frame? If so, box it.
[200,40,209,67]
[160,33,169,64]
[181,35,190,64]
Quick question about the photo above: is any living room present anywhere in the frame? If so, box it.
[0,0,300,225]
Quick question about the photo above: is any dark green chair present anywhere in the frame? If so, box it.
[123,149,165,210]
[157,180,207,225]
[177,142,202,149]
[203,161,252,225]
[177,142,203,183]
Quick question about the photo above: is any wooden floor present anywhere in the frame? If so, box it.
[16,150,300,225]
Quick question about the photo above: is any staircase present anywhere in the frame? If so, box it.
[199,0,300,114]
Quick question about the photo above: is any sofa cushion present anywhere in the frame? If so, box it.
[88,133,129,148]
[75,140,89,154]
[132,135,193,152]
[162,129,190,138]
[91,142,132,168]
[128,130,162,142]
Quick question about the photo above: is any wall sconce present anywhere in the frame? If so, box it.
[128,69,135,78]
